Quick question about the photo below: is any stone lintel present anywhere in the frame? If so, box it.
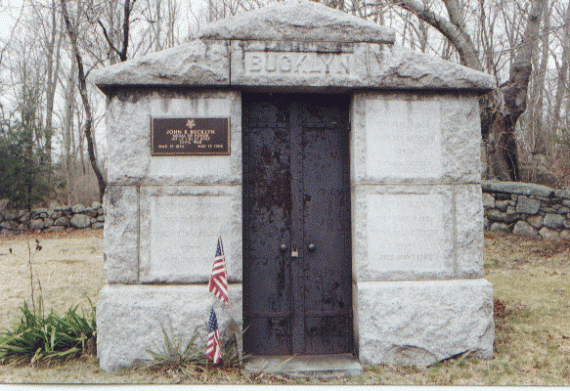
[94,40,496,92]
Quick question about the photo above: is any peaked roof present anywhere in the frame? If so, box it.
[199,0,395,44]
[91,0,497,92]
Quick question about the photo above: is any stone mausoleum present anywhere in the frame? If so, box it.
[94,0,496,373]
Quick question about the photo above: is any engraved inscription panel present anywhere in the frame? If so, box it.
[244,52,356,77]
[144,194,233,282]
[368,193,445,272]
[151,117,230,155]
[365,98,442,179]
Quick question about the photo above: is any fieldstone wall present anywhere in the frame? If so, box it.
[483,181,570,240]
[0,202,105,235]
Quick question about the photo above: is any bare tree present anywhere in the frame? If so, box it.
[60,0,106,202]
[387,0,547,181]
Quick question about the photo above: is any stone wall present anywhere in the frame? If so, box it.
[0,202,105,235]
[483,181,570,240]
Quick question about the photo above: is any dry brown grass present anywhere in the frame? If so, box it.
[0,229,569,384]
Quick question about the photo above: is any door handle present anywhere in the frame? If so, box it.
[280,244,287,252]
[308,243,316,251]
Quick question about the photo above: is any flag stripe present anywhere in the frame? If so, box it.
[209,237,229,303]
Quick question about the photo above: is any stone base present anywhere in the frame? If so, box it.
[96,284,242,372]
[355,279,494,367]
[244,354,363,379]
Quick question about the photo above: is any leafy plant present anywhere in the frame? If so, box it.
[145,321,247,380]
[0,298,96,366]
[145,322,205,377]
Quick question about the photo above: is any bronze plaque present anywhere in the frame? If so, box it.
[151,117,230,155]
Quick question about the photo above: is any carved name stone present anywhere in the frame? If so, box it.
[244,51,355,77]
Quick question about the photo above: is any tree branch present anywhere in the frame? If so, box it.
[389,0,482,70]
[97,20,122,59]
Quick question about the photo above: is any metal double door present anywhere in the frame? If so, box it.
[243,94,353,355]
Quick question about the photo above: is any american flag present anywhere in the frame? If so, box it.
[209,237,229,303]
[206,307,222,364]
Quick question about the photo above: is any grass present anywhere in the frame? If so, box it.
[0,229,569,384]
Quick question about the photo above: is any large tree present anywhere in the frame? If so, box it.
[388,0,548,181]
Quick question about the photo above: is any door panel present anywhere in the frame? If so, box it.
[243,94,352,355]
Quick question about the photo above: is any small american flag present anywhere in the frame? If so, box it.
[206,307,222,364]
[209,236,229,303]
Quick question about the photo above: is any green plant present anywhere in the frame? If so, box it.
[145,321,247,380]
[0,239,97,366]
[0,298,96,366]
[145,323,206,377]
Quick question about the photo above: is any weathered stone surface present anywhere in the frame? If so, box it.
[495,200,511,211]
[92,40,230,88]
[487,209,517,223]
[484,217,490,229]
[482,193,495,208]
[527,215,544,229]
[97,284,243,372]
[46,226,64,233]
[92,222,104,230]
[512,221,538,237]
[369,44,496,90]
[70,214,91,229]
[18,212,30,223]
[85,208,98,218]
[490,223,510,233]
[558,206,570,214]
[516,195,540,215]
[357,279,494,367]
[0,220,17,230]
[561,230,570,240]
[544,213,565,229]
[539,227,560,239]
[139,185,242,283]
[352,185,455,281]
[96,215,105,223]
[71,204,86,214]
[482,181,553,198]
[455,185,484,278]
[54,216,69,227]
[351,93,482,185]
[104,186,139,283]
[29,219,44,230]
[554,189,570,199]
[44,218,54,228]
[106,91,241,186]
[92,201,103,210]
[230,40,495,90]
[201,0,394,44]
[94,1,494,92]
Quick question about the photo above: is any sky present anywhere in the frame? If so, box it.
[0,0,208,41]
[0,0,23,41]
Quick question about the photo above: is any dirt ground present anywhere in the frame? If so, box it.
[0,229,569,385]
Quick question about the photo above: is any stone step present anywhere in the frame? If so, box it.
[244,354,363,379]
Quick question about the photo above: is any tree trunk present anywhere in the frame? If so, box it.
[483,0,547,181]
[552,2,570,135]
[391,0,547,181]
[61,0,106,203]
